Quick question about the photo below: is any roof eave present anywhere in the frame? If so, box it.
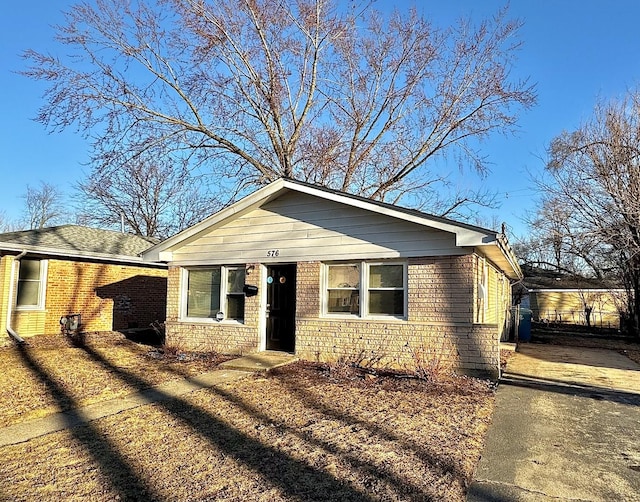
[0,242,166,266]
[142,179,522,278]
[476,234,523,281]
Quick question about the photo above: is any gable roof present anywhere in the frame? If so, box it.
[0,225,160,265]
[143,178,522,279]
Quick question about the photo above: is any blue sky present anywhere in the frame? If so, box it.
[1,1,639,238]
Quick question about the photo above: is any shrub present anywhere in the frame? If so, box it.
[406,338,459,382]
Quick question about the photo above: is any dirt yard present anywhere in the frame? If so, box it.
[0,333,495,501]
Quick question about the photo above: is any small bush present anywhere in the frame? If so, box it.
[407,338,459,382]
[326,349,386,380]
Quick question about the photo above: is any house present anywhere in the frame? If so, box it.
[521,267,624,329]
[143,179,522,377]
[0,225,167,343]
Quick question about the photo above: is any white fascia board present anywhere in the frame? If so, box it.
[0,242,165,267]
[475,240,523,281]
[142,180,289,262]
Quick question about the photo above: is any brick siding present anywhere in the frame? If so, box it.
[165,255,504,377]
[46,259,167,333]
[295,256,500,377]
[1,254,167,338]
[165,263,262,353]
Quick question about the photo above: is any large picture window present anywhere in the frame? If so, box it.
[184,266,246,321]
[324,261,406,319]
[16,259,47,309]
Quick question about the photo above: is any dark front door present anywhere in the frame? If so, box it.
[266,264,296,352]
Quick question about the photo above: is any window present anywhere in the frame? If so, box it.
[327,264,360,314]
[184,266,246,321]
[16,259,47,309]
[368,264,405,316]
[226,267,246,320]
[324,262,406,318]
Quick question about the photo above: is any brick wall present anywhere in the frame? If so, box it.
[164,255,503,377]
[295,255,500,377]
[45,259,167,333]
[407,256,474,323]
[165,263,262,353]
[0,255,167,338]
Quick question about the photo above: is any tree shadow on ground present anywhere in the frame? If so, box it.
[501,373,640,407]
[16,339,397,501]
[15,343,159,500]
[206,382,446,501]
[76,341,442,500]
[276,374,469,486]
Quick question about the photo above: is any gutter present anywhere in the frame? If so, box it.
[0,241,164,267]
[496,233,524,281]
[6,250,27,344]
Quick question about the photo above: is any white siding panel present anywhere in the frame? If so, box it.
[172,192,460,264]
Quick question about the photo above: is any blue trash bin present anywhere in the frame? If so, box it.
[518,308,532,342]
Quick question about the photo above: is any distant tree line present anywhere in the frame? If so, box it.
[517,88,640,337]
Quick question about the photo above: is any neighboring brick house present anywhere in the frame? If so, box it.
[143,179,522,377]
[0,225,167,342]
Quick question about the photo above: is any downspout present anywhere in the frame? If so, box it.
[6,250,27,344]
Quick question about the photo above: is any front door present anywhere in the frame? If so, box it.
[266,264,296,352]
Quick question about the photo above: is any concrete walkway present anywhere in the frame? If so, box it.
[0,351,297,447]
[468,343,640,501]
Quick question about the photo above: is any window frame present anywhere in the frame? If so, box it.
[180,265,246,323]
[15,258,48,311]
[325,262,361,317]
[323,261,407,320]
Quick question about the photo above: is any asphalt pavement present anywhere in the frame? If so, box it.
[468,343,640,501]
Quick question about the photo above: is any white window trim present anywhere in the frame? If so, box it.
[322,261,408,320]
[15,259,48,311]
[180,265,245,323]
[323,262,361,319]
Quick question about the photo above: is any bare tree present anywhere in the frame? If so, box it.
[21,182,66,229]
[515,198,606,277]
[76,144,220,238]
[0,211,17,233]
[536,88,640,335]
[22,0,535,214]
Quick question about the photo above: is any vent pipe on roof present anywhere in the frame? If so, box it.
[6,250,27,345]
[121,213,125,233]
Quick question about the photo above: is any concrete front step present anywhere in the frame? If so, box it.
[218,351,299,372]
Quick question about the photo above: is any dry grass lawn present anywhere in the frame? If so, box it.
[0,333,495,501]
[0,332,230,428]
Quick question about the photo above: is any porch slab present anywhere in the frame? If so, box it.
[218,351,299,372]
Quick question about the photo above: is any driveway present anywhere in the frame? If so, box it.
[468,343,640,501]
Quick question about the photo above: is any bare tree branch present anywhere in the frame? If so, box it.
[22,0,535,217]
[526,89,640,335]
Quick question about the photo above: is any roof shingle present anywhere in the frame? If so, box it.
[0,225,157,258]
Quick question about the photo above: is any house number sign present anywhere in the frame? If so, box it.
[267,249,280,257]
